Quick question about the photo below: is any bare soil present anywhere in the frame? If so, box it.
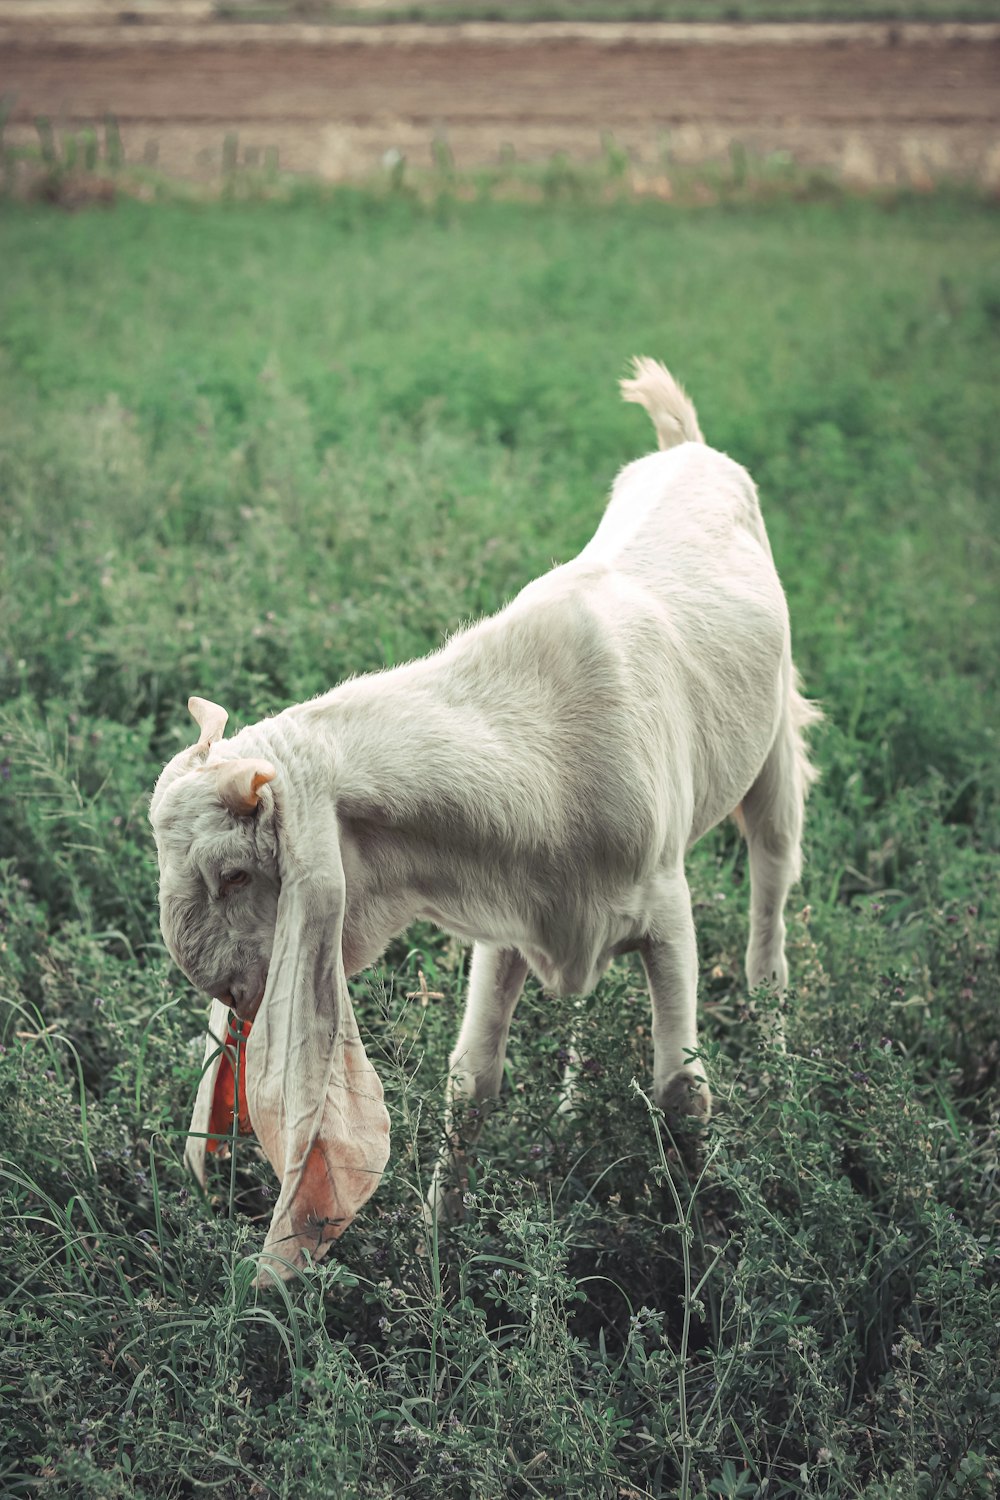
[3,20,999,186]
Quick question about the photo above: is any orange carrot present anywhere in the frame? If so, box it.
[206,1016,254,1151]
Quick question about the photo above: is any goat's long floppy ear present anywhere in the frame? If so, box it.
[244,804,391,1283]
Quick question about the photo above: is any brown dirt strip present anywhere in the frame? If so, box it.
[3,21,999,185]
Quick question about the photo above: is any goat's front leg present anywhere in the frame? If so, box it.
[641,869,711,1130]
[425,943,529,1223]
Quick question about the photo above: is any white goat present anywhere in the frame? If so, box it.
[150,359,819,1280]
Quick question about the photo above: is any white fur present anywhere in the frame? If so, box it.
[151,359,819,1272]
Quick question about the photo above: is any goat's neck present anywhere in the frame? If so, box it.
[263,656,550,961]
[292,653,552,852]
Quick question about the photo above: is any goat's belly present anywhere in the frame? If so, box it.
[523,949,601,997]
[416,896,641,998]
[526,943,643,997]
[523,911,647,997]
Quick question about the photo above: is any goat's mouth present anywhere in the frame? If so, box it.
[217,979,268,1024]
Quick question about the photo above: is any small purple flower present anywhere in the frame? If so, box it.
[0,759,10,782]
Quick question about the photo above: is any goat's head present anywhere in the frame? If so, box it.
[150,697,280,1021]
[150,697,391,1282]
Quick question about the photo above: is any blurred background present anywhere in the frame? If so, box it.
[2,0,999,193]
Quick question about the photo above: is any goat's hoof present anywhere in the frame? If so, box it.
[655,1069,711,1170]
[656,1069,711,1120]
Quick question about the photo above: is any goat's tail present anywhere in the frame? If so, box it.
[620,356,704,450]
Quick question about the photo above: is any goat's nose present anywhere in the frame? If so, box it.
[227,983,264,1023]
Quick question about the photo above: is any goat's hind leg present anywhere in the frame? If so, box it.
[425,943,528,1222]
[740,687,818,1044]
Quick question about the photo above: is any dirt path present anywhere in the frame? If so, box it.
[3,20,999,186]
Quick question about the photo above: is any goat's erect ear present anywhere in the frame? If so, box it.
[189,696,229,749]
[244,806,391,1283]
[150,697,229,820]
[215,758,277,817]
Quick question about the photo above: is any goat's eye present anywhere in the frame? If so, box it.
[221,870,251,894]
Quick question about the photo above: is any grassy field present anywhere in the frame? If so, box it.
[0,184,997,1498]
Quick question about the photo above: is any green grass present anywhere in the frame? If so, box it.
[0,185,998,1498]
